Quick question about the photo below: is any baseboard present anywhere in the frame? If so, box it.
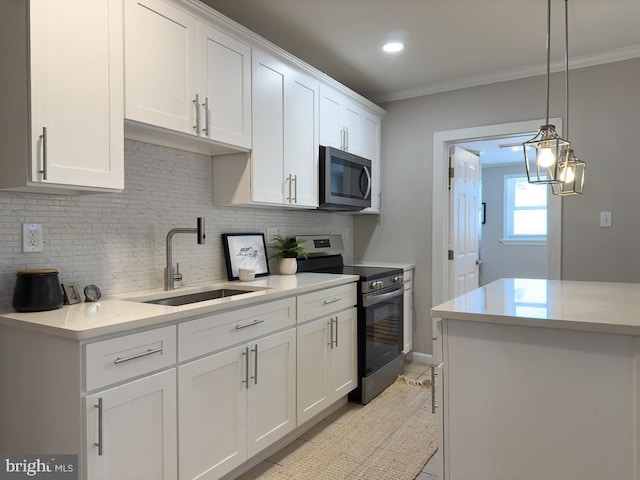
[407,351,433,365]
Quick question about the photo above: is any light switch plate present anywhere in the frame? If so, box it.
[267,228,278,244]
[600,211,612,228]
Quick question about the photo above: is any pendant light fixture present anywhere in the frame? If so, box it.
[552,0,586,195]
[523,0,570,185]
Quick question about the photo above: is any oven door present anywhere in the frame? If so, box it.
[361,285,404,376]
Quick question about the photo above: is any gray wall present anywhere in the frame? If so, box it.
[480,164,547,285]
[354,58,640,356]
[0,140,353,311]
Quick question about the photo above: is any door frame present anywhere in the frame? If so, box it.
[432,119,563,306]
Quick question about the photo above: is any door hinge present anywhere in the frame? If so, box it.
[449,167,454,179]
[448,250,454,260]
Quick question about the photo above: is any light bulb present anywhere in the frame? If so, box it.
[560,166,575,183]
[538,147,555,168]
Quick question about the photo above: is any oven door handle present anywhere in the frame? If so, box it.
[362,285,404,307]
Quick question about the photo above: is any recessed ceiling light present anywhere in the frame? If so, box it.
[382,42,404,53]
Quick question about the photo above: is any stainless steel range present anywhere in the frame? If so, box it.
[295,235,405,404]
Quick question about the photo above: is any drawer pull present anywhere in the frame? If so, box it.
[322,297,341,305]
[113,347,162,365]
[235,319,264,330]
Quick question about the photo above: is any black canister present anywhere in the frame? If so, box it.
[12,269,64,312]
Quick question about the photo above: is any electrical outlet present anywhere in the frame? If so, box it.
[267,228,278,244]
[23,223,43,252]
[600,211,612,228]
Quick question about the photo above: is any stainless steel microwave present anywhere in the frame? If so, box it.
[319,146,372,211]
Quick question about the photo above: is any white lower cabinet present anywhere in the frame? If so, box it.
[85,369,178,480]
[178,328,296,480]
[297,284,357,425]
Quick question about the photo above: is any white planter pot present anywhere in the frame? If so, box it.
[278,258,298,275]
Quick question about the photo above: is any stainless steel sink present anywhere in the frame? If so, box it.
[144,288,253,306]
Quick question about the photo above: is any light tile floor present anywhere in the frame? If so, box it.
[237,361,438,480]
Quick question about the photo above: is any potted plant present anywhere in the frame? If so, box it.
[270,235,308,275]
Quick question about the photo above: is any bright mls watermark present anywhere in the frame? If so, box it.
[0,456,77,480]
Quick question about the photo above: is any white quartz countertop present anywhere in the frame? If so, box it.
[431,278,640,336]
[0,273,358,340]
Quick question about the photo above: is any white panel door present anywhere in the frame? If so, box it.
[449,145,480,298]
[199,23,251,148]
[251,51,285,204]
[125,0,198,134]
[297,318,330,424]
[85,369,177,480]
[329,308,358,399]
[178,346,247,480]
[285,69,319,207]
[319,86,342,149]
[30,0,124,189]
[247,328,296,457]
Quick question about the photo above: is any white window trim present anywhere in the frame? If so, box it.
[503,174,548,245]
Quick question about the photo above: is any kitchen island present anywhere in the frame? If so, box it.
[431,278,640,480]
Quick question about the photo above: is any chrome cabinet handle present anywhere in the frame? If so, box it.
[193,94,200,134]
[39,127,47,180]
[322,297,341,305]
[292,174,298,203]
[235,319,264,330]
[345,127,349,151]
[242,346,249,389]
[334,316,339,348]
[202,96,210,136]
[251,344,258,385]
[328,318,334,349]
[113,347,162,365]
[285,174,292,203]
[94,397,103,456]
[340,128,345,150]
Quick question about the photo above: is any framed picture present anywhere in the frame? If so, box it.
[222,233,270,281]
[62,283,82,305]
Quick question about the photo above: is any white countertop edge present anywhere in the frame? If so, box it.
[0,273,359,341]
[431,278,640,336]
[350,261,415,270]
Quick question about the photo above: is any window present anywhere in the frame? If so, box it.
[503,175,547,244]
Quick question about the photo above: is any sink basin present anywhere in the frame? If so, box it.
[144,289,254,306]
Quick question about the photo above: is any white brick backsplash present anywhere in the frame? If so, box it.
[0,140,353,310]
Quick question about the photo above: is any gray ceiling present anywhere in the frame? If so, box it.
[202,0,640,104]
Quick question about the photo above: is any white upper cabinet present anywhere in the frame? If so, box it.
[214,49,318,208]
[320,85,382,213]
[0,0,124,192]
[125,0,199,135]
[124,0,251,151]
[199,24,252,149]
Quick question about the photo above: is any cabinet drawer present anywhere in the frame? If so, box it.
[178,297,296,362]
[85,325,177,391]
[297,283,357,323]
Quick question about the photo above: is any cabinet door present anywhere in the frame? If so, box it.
[297,318,330,424]
[342,103,361,154]
[252,50,285,204]
[30,0,124,189]
[285,69,319,207]
[359,112,382,213]
[330,308,358,400]
[178,346,247,480]
[125,0,198,135]
[85,369,177,480]
[199,23,251,148]
[403,287,413,353]
[247,328,296,457]
[319,86,342,149]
